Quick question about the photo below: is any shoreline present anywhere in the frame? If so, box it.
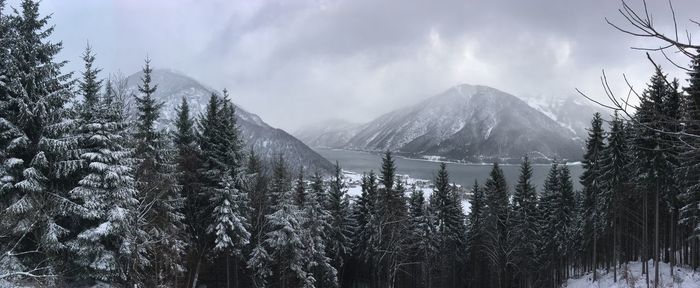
[315,147,583,166]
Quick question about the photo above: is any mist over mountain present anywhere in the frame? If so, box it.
[124,69,335,173]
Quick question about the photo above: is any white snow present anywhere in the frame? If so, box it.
[565,261,700,288]
[342,170,471,214]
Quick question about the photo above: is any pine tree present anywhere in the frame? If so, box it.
[376,151,407,287]
[352,171,380,286]
[511,156,538,288]
[172,97,208,287]
[481,163,512,288]
[301,169,337,287]
[65,45,139,284]
[599,111,630,281]
[580,112,605,280]
[0,0,74,280]
[247,155,290,287]
[407,184,437,288]
[537,162,560,287]
[294,168,307,207]
[245,149,271,287]
[429,162,465,287]
[466,180,487,288]
[679,52,700,268]
[263,159,314,287]
[325,162,353,283]
[131,58,184,286]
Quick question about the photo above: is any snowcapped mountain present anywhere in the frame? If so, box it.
[124,69,334,173]
[522,94,608,140]
[296,84,585,162]
[294,119,361,148]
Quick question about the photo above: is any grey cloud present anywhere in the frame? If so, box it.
[19,0,700,130]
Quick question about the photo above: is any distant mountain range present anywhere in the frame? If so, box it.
[124,69,335,173]
[295,84,603,163]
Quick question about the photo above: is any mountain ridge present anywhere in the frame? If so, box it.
[296,84,586,163]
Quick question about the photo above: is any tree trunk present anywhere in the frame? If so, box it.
[191,255,202,288]
[654,182,659,288]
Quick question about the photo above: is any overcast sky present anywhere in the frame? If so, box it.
[9,0,700,130]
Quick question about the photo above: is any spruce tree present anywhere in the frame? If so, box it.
[466,180,486,288]
[407,184,437,288]
[511,156,538,288]
[679,52,700,255]
[429,162,465,287]
[481,163,511,288]
[131,58,184,286]
[0,0,74,280]
[352,171,380,286]
[376,151,407,286]
[301,170,337,287]
[537,162,560,287]
[65,45,139,284]
[599,111,630,281]
[262,158,314,287]
[325,162,353,283]
[580,112,605,280]
[172,97,208,287]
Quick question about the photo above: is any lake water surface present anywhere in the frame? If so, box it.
[315,148,584,191]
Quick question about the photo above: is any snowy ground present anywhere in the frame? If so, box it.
[342,170,471,214]
[565,261,700,288]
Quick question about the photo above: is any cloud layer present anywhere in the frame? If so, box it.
[16,0,700,130]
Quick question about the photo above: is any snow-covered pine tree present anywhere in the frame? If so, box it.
[244,149,271,287]
[294,168,307,207]
[481,163,511,288]
[352,171,379,285]
[0,0,74,281]
[377,151,407,287]
[200,89,251,287]
[429,162,465,287]
[300,168,337,287]
[511,156,538,288]
[247,155,290,287]
[407,184,437,288]
[65,45,140,285]
[131,58,185,286]
[262,158,314,287]
[325,162,353,283]
[580,112,605,280]
[172,97,208,287]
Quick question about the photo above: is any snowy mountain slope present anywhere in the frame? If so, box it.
[124,69,334,173]
[523,94,608,140]
[294,118,361,148]
[298,84,583,162]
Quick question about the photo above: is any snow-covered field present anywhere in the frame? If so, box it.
[565,261,700,288]
[342,170,471,214]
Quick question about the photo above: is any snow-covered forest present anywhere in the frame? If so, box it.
[3,0,700,287]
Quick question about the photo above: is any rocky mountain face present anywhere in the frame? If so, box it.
[125,69,334,173]
[296,84,586,163]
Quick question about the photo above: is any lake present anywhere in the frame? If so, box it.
[314,148,584,191]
